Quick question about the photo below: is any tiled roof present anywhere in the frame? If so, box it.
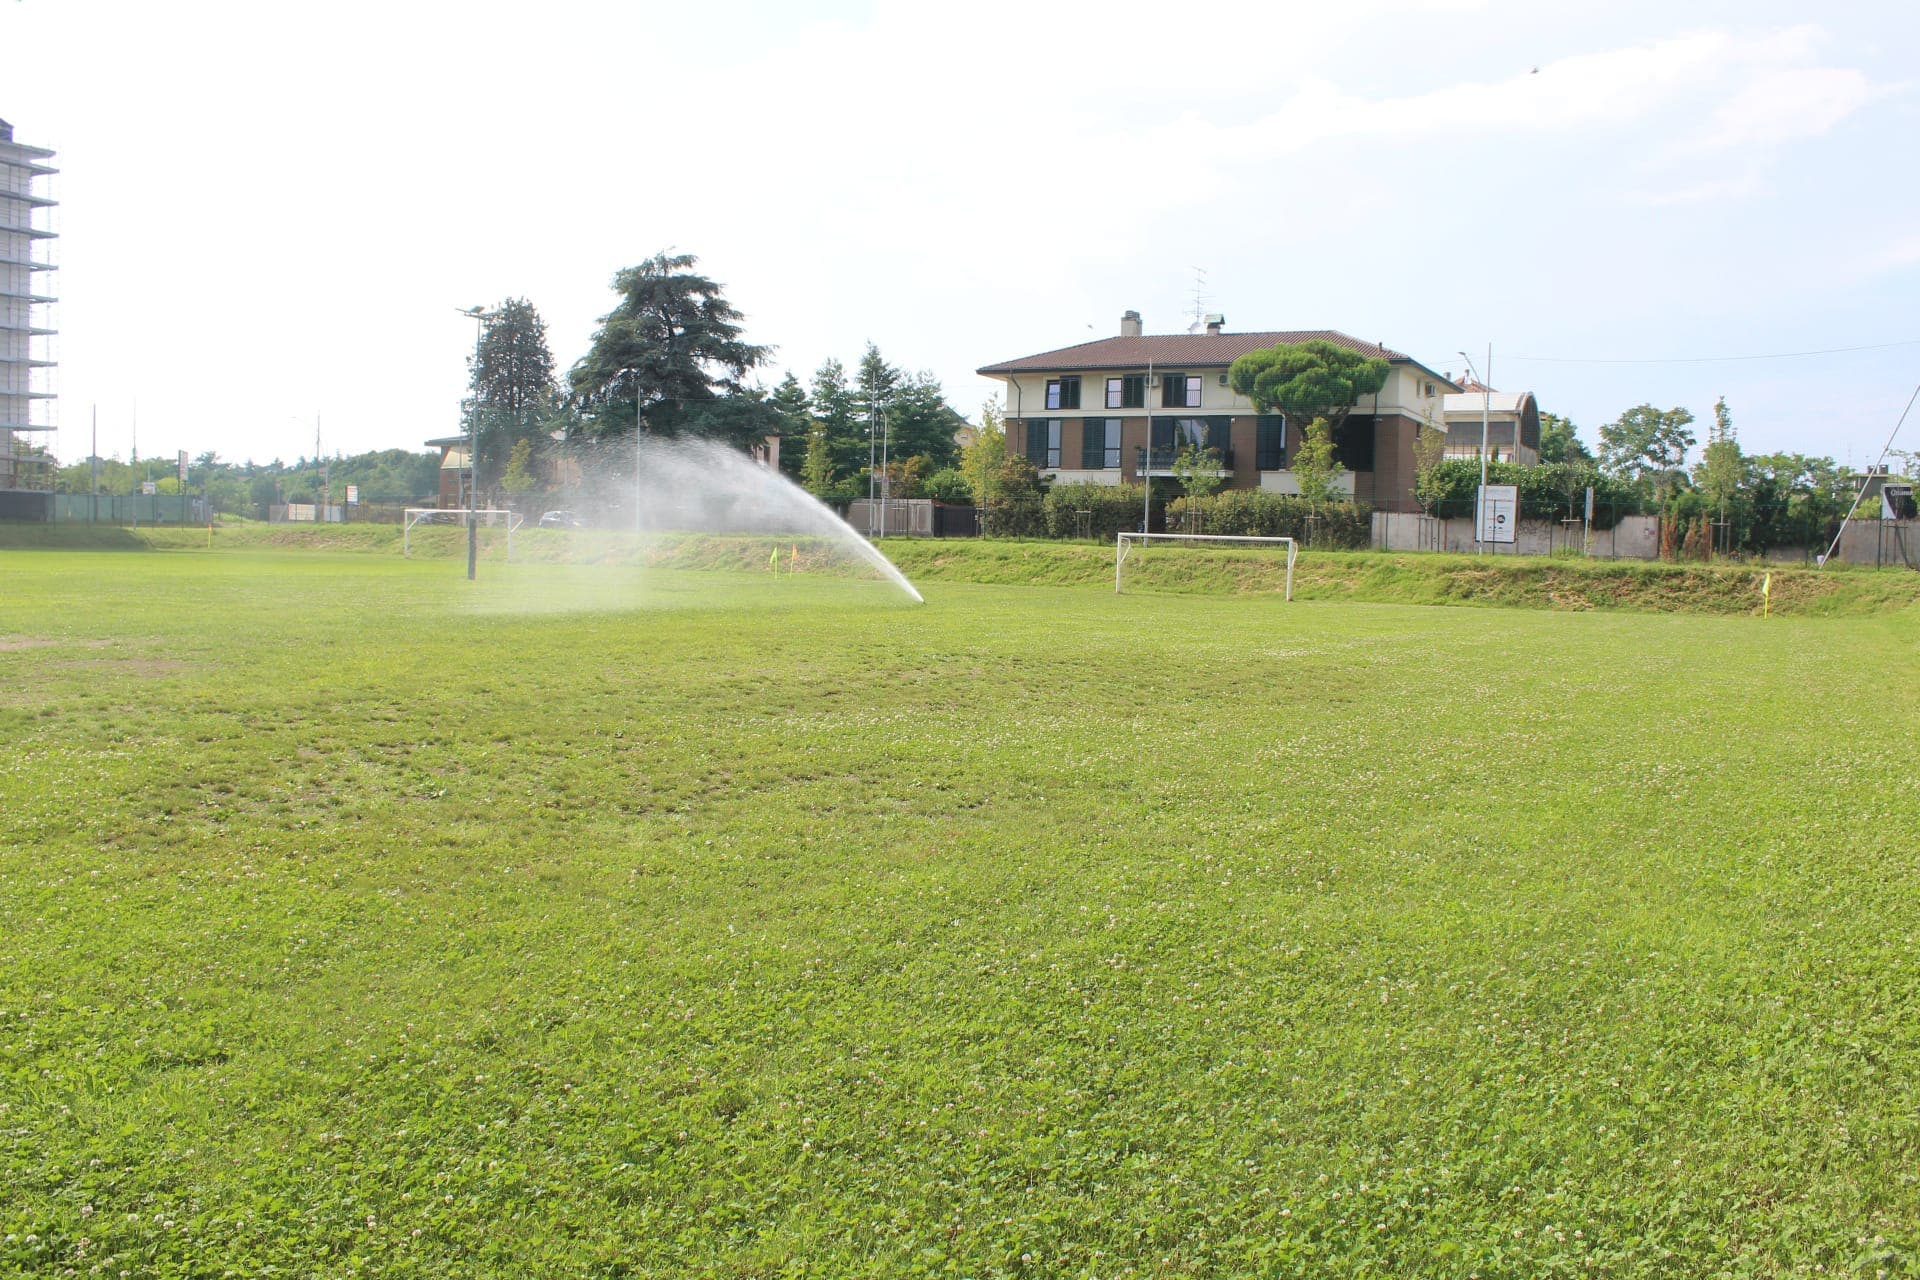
[977,330,1414,376]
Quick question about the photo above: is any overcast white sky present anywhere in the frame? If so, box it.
[6,0,1917,468]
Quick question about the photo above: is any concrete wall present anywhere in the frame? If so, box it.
[1370,514,1920,567]
[1372,511,1663,559]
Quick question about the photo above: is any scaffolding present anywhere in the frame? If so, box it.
[0,116,58,504]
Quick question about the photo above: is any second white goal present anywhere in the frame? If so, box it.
[1114,532,1297,600]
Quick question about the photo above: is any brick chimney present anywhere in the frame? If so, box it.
[1204,314,1225,336]
[1120,310,1142,338]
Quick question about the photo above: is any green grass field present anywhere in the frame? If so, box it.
[2,543,1917,1277]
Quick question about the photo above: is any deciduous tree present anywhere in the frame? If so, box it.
[1598,404,1696,500]
[961,396,1006,506]
[1289,417,1341,505]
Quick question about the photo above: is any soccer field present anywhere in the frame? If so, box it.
[2,548,1916,1277]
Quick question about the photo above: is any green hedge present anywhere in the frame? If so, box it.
[1165,491,1372,548]
[1042,482,1147,541]
[1420,460,1641,528]
[981,493,1046,538]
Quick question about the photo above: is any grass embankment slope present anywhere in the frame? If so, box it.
[1,547,1917,1276]
[7,521,1917,615]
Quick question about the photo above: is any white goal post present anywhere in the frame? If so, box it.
[403,508,523,558]
[1115,532,1297,601]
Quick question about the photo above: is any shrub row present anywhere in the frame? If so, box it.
[1165,490,1373,548]
[1419,460,1641,529]
[1042,482,1149,541]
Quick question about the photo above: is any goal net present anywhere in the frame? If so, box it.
[1114,532,1297,600]
[403,508,523,557]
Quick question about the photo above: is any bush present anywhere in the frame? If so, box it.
[981,456,1048,538]
[1043,482,1146,541]
[1164,490,1372,548]
[923,468,974,506]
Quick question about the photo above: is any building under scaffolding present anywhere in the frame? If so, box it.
[1,116,57,519]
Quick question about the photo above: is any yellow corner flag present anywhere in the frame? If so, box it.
[790,544,798,573]
[1762,572,1771,617]
[769,547,779,572]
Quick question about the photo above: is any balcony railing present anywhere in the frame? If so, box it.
[1137,446,1234,472]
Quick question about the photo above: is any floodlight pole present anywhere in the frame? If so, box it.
[460,306,500,580]
[1141,361,1154,533]
[1459,346,1491,551]
[867,399,878,537]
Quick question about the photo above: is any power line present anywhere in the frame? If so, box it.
[1508,338,1920,366]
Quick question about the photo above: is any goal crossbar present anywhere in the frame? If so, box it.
[1115,532,1296,600]
[403,507,523,558]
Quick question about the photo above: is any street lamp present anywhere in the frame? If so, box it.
[458,305,500,580]
[1458,346,1491,549]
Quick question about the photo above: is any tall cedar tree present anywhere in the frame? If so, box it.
[464,297,556,493]
[852,343,901,446]
[811,358,864,477]
[883,370,967,473]
[769,373,812,479]
[567,252,769,439]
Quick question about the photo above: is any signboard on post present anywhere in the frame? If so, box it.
[177,450,189,486]
[345,484,359,506]
[1478,483,1518,544]
[141,480,157,496]
[1883,483,1914,521]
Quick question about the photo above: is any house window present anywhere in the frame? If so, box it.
[1105,374,1145,409]
[1160,373,1202,408]
[1256,415,1287,470]
[1335,419,1375,472]
[1045,376,1081,411]
[1149,417,1230,465]
[1081,418,1122,469]
[1027,419,1062,468]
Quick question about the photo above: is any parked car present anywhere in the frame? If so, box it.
[537,510,585,529]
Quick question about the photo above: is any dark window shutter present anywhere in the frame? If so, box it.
[1080,419,1102,469]
[1256,416,1285,469]
[1026,421,1048,465]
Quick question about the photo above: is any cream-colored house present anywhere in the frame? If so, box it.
[977,312,1458,512]
[1441,384,1541,466]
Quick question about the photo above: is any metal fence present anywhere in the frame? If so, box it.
[49,493,210,525]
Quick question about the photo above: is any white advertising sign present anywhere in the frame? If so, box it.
[346,484,360,505]
[1478,484,1518,544]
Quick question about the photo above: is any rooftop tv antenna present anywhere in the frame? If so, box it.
[1186,267,1212,334]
